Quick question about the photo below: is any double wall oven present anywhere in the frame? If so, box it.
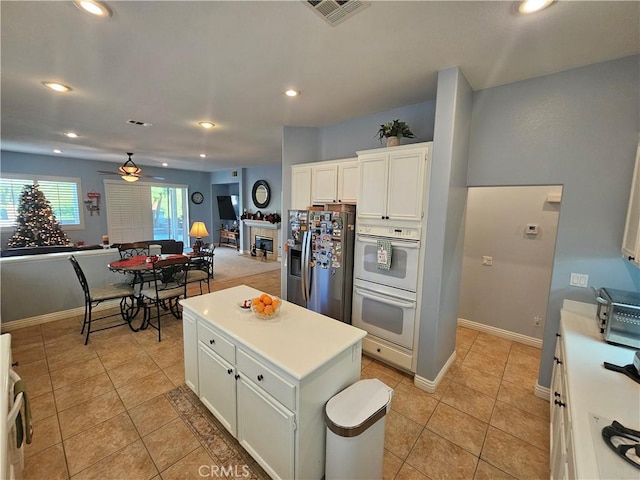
[352,224,421,361]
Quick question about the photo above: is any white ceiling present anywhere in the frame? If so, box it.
[1,1,638,173]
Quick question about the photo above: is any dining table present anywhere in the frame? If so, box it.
[108,254,188,327]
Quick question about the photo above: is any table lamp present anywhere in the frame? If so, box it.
[189,221,209,253]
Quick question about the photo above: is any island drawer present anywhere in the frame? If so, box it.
[237,349,296,410]
[198,320,235,364]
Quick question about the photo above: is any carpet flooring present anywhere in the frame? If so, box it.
[212,247,281,281]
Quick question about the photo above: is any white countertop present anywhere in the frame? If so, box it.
[560,300,640,479]
[181,285,366,380]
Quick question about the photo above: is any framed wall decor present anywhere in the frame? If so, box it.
[252,180,270,209]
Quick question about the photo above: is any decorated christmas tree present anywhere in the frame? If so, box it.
[6,184,71,247]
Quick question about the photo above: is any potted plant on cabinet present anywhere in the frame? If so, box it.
[376,119,416,147]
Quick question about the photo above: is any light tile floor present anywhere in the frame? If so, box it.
[10,268,549,479]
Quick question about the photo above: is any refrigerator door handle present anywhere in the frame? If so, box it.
[304,230,313,301]
[300,231,307,302]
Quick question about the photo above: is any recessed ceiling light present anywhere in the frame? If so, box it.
[198,122,215,129]
[64,132,79,138]
[516,0,554,14]
[200,154,207,158]
[162,162,169,167]
[284,89,300,97]
[53,149,63,154]
[73,0,112,17]
[42,81,72,93]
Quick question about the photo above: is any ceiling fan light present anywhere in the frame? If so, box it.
[198,121,215,129]
[121,174,139,182]
[42,81,72,92]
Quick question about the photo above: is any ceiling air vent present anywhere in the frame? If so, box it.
[127,119,152,127]
[304,0,370,26]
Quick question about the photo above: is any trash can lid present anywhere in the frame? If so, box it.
[325,379,393,436]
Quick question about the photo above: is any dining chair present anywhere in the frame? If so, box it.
[117,242,150,259]
[68,255,137,345]
[139,256,190,341]
[185,246,215,295]
[117,242,155,287]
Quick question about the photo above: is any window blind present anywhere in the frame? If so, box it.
[105,182,154,243]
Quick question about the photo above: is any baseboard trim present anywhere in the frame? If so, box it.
[457,318,542,348]
[413,349,456,394]
[535,383,550,401]
[1,300,120,333]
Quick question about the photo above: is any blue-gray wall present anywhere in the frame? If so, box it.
[0,151,283,252]
[467,54,640,387]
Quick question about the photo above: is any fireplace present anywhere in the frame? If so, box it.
[254,235,273,253]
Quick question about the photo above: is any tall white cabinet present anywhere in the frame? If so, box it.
[357,144,429,221]
[181,286,365,480]
[622,143,640,267]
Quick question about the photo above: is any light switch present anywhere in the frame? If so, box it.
[570,273,589,287]
[482,256,493,266]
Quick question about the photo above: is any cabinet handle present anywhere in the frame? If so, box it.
[227,368,233,375]
[554,391,561,398]
[234,374,240,380]
[556,333,561,338]
[553,356,562,365]
[554,399,566,408]
[209,339,215,345]
[629,255,636,261]
[257,374,264,381]
[376,348,381,353]
[11,361,18,367]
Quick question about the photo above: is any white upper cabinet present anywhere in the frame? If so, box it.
[337,161,359,203]
[622,143,640,267]
[311,164,339,203]
[357,143,431,221]
[291,165,312,210]
[292,158,359,209]
[311,159,359,204]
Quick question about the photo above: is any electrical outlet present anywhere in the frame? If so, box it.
[482,256,493,266]
[533,315,543,327]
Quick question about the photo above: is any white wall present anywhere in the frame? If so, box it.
[458,186,562,339]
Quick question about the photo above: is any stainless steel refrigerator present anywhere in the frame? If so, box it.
[286,205,356,323]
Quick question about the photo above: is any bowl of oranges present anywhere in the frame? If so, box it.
[250,293,281,319]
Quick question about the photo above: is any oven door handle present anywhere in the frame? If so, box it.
[7,369,24,427]
[356,236,420,248]
[354,287,416,308]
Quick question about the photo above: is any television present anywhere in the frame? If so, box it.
[217,195,239,221]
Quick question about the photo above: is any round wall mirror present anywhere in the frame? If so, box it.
[252,180,270,209]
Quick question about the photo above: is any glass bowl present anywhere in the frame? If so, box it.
[250,294,281,319]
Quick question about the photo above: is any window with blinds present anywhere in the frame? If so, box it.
[0,175,83,229]
[105,180,188,244]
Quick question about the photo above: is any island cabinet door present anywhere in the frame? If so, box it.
[183,312,198,394]
[198,344,237,436]
[237,376,295,480]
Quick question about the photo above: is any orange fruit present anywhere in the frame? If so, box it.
[264,305,274,315]
[252,298,261,306]
[272,298,279,308]
[263,295,272,305]
[253,302,264,313]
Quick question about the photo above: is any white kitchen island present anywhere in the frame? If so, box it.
[181,285,367,480]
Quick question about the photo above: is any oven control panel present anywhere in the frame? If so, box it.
[357,225,421,240]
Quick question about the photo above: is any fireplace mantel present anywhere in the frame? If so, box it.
[242,220,280,230]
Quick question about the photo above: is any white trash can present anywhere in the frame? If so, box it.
[324,378,394,480]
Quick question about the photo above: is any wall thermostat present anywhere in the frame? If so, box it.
[525,224,539,235]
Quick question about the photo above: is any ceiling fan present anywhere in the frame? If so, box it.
[98,152,165,182]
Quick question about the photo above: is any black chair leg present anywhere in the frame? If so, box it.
[156,302,162,342]
[84,304,92,345]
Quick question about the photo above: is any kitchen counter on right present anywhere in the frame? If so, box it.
[559,300,640,479]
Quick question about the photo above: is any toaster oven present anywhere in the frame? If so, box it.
[594,287,640,349]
